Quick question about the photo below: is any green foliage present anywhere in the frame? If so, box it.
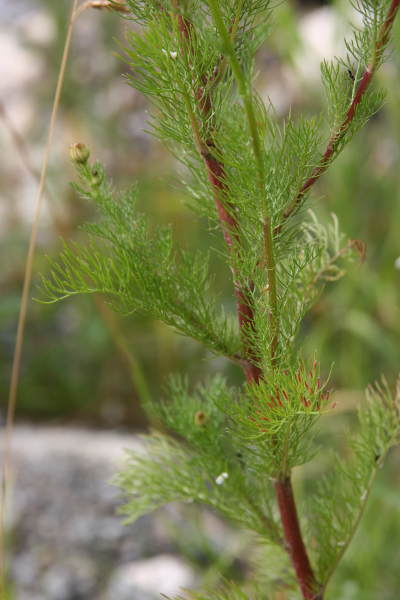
[117,375,280,542]
[166,540,300,599]
[167,581,256,600]
[38,0,400,597]
[39,162,239,359]
[346,0,393,66]
[319,0,391,155]
[230,358,331,476]
[42,0,381,368]
[250,212,364,369]
[306,378,400,587]
[250,541,299,598]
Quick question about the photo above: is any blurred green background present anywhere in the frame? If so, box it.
[1,0,399,598]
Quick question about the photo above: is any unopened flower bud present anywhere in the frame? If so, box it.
[90,167,103,187]
[194,410,207,426]
[70,142,90,165]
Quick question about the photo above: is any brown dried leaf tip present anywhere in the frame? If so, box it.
[91,0,129,13]
[350,239,367,263]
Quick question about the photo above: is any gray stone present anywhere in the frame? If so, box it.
[2,427,174,599]
[107,554,195,600]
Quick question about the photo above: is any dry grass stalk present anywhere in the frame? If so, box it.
[0,0,79,594]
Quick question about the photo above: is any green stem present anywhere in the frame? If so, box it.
[322,441,395,594]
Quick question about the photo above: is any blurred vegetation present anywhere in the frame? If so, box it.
[1,0,399,597]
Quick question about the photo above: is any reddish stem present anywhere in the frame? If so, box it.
[174,4,319,597]
[173,5,262,382]
[202,149,262,381]
[275,477,322,600]
[278,0,400,230]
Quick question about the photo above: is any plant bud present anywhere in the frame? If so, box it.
[194,410,207,426]
[90,167,103,187]
[70,143,90,165]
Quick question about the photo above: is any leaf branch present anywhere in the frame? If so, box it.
[276,0,400,233]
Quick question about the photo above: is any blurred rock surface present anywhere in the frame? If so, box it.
[108,555,195,600]
[2,426,196,600]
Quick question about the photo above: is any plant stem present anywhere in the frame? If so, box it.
[278,0,400,231]
[263,220,279,364]
[275,477,322,600]
[205,5,321,597]
[173,4,320,597]
[1,1,80,594]
[208,0,279,368]
[172,2,262,382]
